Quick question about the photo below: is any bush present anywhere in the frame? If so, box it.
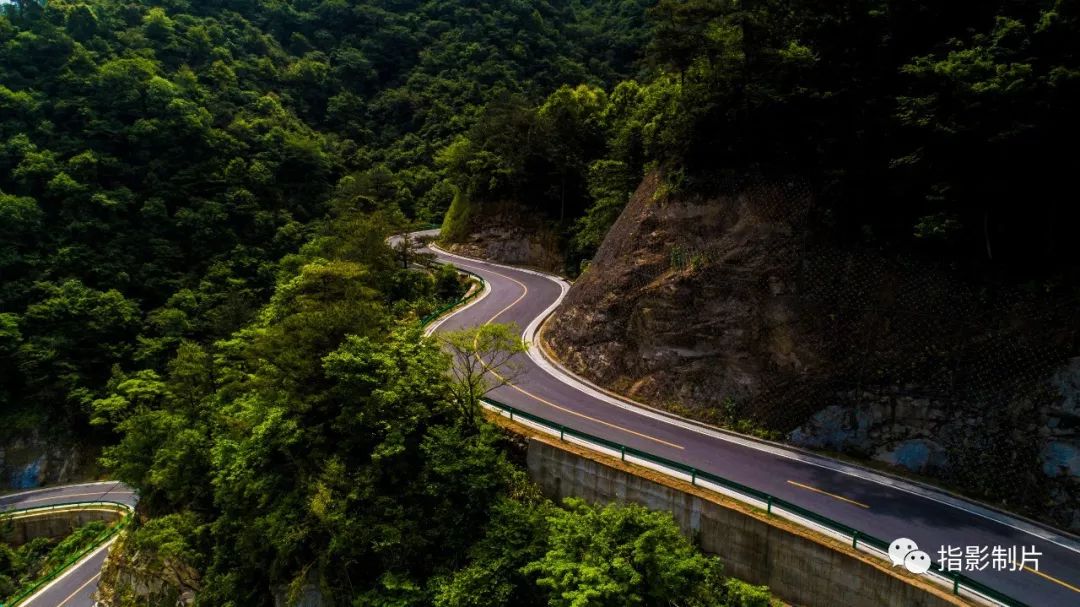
[435,264,466,301]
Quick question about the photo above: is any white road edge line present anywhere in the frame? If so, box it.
[428,240,1080,556]
[20,536,118,607]
[479,402,1001,607]
[423,266,492,337]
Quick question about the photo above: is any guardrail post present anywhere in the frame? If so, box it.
[509,409,514,421]
[472,393,1027,607]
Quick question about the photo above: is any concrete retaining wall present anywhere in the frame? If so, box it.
[3,508,124,546]
[526,437,969,607]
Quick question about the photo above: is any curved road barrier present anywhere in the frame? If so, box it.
[0,482,137,607]
[416,230,1080,607]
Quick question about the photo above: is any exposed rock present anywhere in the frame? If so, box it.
[1040,358,1080,490]
[442,201,562,272]
[274,583,330,607]
[787,405,874,453]
[875,439,948,473]
[1041,441,1080,478]
[547,173,822,420]
[1050,357,1080,416]
[545,170,1080,531]
[0,432,95,490]
[96,529,199,606]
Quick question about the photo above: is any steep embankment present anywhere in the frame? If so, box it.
[545,170,1080,530]
[1,433,98,491]
[441,196,563,272]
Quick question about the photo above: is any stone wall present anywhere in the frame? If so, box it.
[3,507,124,546]
[526,436,972,607]
[0,432,96,490]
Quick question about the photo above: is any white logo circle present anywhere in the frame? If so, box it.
[888,538,919,567]
[904,550,933,575]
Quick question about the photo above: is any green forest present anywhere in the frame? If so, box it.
[2,0,1077,604]
[0,0,651,440]
[0,0,772,605]
[442,0,1080,275]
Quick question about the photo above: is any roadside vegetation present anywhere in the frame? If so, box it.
[87,213,778,604]
[0,0,653,450]
[0,520,113,601]
[0,2,782,602]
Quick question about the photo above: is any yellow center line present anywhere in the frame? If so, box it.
[495,367,685,450]
[1018,563,1080,594]
[787,480,870,509]
[57,571,101,607]
[479,269,529,325]
[449,261,684,451]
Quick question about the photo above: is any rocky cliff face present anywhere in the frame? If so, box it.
[442,201,563,272]
[0,432,96,491]
[545,171,1080,530]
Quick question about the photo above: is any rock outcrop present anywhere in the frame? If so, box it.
[545,170,1080,530]
[441,200,563,272]
[1,432,96,491]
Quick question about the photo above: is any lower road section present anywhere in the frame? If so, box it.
[1,481,136,607]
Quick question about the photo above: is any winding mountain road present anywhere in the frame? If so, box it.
[6,232,1079,606]
[417,231,1080,607]
[0,482,136,607]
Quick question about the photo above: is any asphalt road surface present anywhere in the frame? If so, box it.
[1,481,136,607]
[6,232,1079,607]
[416,232,1080,607]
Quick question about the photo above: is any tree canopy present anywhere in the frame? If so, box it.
[0,2,781,605]
[443,0,1080,276]
[0,0,654,439]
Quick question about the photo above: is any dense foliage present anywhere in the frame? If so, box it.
[0,520,111,599]
[0,0,651,439]
[445,0,1080,276]
[88,212,771,604]
[642,0,1080,272]
[0,1,780,604]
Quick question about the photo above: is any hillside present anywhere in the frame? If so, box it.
[1,3,790,606]
[0,0,652,486]
[544,170,1080,531]
[445,0,1080,531]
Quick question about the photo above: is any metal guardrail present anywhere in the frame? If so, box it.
[419,269,486,327]
[480,396,1029,607]
[0,501,134,607]
[417,253,488,328]
[1,500,132,517]
[417,245,1030,607]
